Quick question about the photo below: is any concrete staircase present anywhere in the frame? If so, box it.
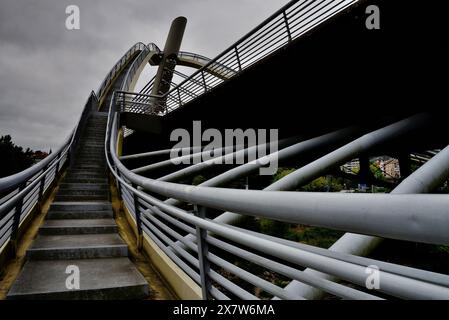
[7,113,149,299]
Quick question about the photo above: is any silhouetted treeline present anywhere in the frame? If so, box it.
[0,135,34,178]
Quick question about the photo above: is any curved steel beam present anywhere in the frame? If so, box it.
[283,143,449,299]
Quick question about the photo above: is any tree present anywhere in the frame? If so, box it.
[0,135,34,178]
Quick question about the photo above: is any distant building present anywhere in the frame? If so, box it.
[375,157,400,179]
[341,159,360,174]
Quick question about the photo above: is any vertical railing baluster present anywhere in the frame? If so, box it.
[132,183,143,251]
[10,183,26,256]
[38,165,48,209]
[114,169,123,218]
[234,46,242,72]
[177,87,182,107]
[283,11,292,42]
[55,151,62,177]
[201,71,207,93]
[194,205,211,300]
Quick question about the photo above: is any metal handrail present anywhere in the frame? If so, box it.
[106,95,449,299]
[96,42,161,105]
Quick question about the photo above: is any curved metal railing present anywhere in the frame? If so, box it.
[107,89,449,299]
[97,42,161,107]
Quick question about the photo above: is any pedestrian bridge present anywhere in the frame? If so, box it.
[1,0,449,299]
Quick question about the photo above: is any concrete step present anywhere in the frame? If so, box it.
[71,164,106,171]
[81,136,105,141]
[82,133,106,138]
[59,183,108,191]
[87,117,108,122]
[75,153,104,158]
[48,202,113,218]
[79,140,105,146]
[77,144,104,149]
[56,188,108,196]
[81,135,105,139]
[73,158,105,163]
[78,145,105,151]
[66,168,106,174]
[7,258,149,299]
[78,143,105,148]
[84,128,106,132]
[27,234,128,260]
[49,201,112,212]
[63,177,108,184]
[54,194,109,202]
[75,157,105,163]
[47,210,113,219]
[75,151,104,157]
[82,130,105,135]
[85,121,107,126]
[72,160,105,165]
[86,121,107,124]
[82,128,104,131]
[39,219,118,235]
[66,169,106,176]
[64,174,108,182]
[75,152,105,158]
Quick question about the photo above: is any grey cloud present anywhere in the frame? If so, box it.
[0,0,289,151]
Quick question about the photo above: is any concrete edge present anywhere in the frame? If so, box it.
[122,205,202,300]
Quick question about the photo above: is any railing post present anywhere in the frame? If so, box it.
[201,71,207,93]
[283,11,292,42]
[114,169,124,216]
[10,183,26,257]
[234,46,242,71]
[177,87,182,107]
[132,183,143,251]
[55,151,62,177]
[37,165,48,213]
[121,93,126,113]
[194,204,211,300]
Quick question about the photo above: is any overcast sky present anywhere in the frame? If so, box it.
[0,0,289,151]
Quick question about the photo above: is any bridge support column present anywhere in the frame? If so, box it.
[399,152,411,179]
[358,155,372,189]
[151,16,187,112]
[9,183,26,257]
